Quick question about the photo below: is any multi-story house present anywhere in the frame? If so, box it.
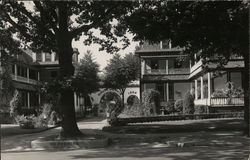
[136,41,245,112]
[136,41,191,103]
[1,48,85,117]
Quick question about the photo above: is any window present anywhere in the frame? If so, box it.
[150,60,159,69]
[51,71,58,78]
[45,53,51,62]
[162,40,171,49]
[213,72,227,91]
[36,53,42,62]
[156,83,164,101]
[30,91,39,107]
[230,72,242,89]
[29,69,38,80]
[18,90,28,107]
[17,66,27,77]
[12,65,15,74]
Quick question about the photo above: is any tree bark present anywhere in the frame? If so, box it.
[56,3,82,138]
[243,53,249,137]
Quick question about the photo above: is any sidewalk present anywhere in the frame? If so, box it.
[1,117,249,153]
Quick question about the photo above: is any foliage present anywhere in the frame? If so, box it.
[161,101,174,114]
[119,103,144,118]
[122,1,248,60]
[194,105,208,114]
[0,61,15,113]
[73,51,100,96]
[174,99,183,113]
[183,91,195,114]
[104,53,140,95]
[127,95,140,106]
[211,82,244,98]
[15,114,36,129]
[142,89,160,115]
[9,90,20,117]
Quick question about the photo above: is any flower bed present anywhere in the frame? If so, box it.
[110,112,243,126]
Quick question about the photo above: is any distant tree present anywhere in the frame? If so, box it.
[73,51,100,96]
[104,53,140,110]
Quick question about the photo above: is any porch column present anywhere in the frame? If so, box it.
[141,59,145,77]
[195,80,198,100]
[200,76,204,99]
[51,53,56,62]
[37,71,40,81]
[32,53,36,62]
[14,64,17,80]
[207,72,211,99]
[27,68,29,83]
[166,59,168,74]
[42,53,46,62]
[166,83,169,101]
[38,93,41,105]
[78,96,80,108]
[27,92,30,108]
[74,92,77,107]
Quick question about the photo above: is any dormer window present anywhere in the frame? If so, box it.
[161,40,172,49]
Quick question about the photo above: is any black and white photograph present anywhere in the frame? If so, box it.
[0,1,249,159]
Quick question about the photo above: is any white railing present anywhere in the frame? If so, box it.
[145,69,166,74]
[168,68,190,74]
[190,60,202,73]
[145,68,189,75]
[210,97,244,107]
[11,74,38,85]
[194,97,244,106]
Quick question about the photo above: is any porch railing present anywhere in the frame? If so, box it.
[194,97,244,106]
[210,97,244,106]
[145,68,189,75]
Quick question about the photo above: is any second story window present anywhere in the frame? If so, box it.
[162,40,172,49]
[45,53,51,62]
[151,60,159,69]
[36,53,42,62]
[17,66,27,77]
[29,69,38,80]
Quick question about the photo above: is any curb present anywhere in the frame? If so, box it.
[31,137,109,150]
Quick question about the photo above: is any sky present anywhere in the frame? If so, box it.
[72,31,139,71]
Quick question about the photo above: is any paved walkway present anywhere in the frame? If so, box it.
[1,117,250,160]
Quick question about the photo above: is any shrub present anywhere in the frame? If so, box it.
[119,102,145,118]
[194,105,208,114]
[212,89,226,98]
[183,91,195,114]
[160,101,174,114]
[15,114,36,129]
[142,89,160,115]
[174,99,183,113]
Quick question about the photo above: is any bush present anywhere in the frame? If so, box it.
[174,99,183,113]
[160,101,174,114]
[194,105,208,114]
[142,89,160,115]
[183,91,195,114]
[15,114,36,129]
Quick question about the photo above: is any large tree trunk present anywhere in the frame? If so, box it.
[56,3,82,138]
[244,53,249,137]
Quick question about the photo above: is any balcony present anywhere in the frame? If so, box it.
[194,97,244,107]
[145,68,189,75]
[11,74,39,85]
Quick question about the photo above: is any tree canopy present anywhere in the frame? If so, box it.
[73,51,100,96]
[104,53,140,95]
[121,1,248,59]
